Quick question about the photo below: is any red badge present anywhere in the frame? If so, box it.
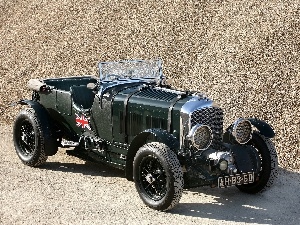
[75,114,91,130]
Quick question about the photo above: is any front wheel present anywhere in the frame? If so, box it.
[236,131,278,193]
[133,142,184,211]
[13,108,48,167]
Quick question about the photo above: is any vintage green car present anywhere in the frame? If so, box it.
[13,59,278,211]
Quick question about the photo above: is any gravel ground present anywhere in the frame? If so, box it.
[1,125,299,225]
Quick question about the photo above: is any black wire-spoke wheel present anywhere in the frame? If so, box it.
[133,142,183,211]
[140,155,167,201]
[236,131,278,193]
[13,108,48,167]
[19,120,36,157]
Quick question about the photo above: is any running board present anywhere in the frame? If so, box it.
[61,140,79,148]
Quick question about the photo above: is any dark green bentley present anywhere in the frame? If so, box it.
[13,59,278,211]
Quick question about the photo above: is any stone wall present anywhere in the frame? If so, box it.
[0,0,299,168]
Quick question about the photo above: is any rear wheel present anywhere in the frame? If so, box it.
[236,132,278,193]
[133,142,184,211]
[13,108,48,167]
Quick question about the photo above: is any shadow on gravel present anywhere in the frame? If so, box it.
[41,161,125,178]
[38,159,299,224]
[170,168,300,224]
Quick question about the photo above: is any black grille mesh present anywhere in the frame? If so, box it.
[234,120,252,144]
[190,107,224,147]
[134,88,178,102]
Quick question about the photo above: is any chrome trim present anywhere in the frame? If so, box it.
[187,124,213,151]
[179,96,214,148]
[232,118,253,144]
[208,151,236,174]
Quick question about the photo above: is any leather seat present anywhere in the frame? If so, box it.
[70,85,95,111]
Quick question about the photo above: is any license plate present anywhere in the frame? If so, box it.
[218,172,255,188]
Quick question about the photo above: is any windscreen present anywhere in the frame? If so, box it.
[98,59,162,81]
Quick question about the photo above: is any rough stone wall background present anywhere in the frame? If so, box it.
[0,0,299,169]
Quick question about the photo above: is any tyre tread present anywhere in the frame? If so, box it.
[14,108,48,167]
[134,142,184,211]
[257,133,278,191]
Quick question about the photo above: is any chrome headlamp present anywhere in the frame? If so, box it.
[232,118,252,144]
[188,124,213,151]
[218,159,228,171]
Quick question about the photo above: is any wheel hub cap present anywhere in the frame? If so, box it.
[145,173,155,184]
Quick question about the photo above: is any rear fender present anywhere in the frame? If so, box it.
[125,129,179,181]
[18,100,58,156]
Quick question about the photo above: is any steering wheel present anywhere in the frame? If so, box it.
[105,74,122,80]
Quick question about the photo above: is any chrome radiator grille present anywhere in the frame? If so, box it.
[190,107,224,147]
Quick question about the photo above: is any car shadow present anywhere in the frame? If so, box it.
[41,160,125,178]
[39,155,299,224]
[169,168,300,224]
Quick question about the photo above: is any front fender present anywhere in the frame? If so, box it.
[247,118,275,138]
[223,118,275,144]
[125,129,179,181]
[18,100,58,156]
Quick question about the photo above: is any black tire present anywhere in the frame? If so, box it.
[133,142,184,211]
[13,108,48,167]
[236,131,278,193]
